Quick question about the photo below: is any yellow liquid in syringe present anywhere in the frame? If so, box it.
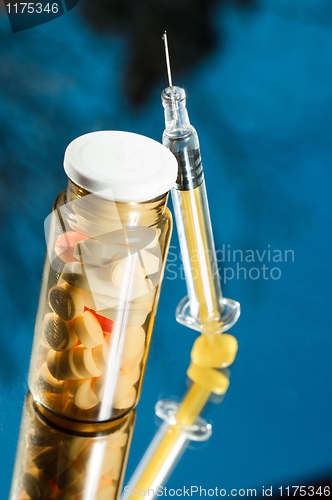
[180,185,222,333]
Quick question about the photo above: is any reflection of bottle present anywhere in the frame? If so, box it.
[10,393,135,500]
[27,131,178,422]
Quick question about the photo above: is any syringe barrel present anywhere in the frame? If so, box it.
[162,87,224,331]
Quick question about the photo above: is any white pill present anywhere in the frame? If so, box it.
[140,249,160,275]
[111,259,147,294]
[104,302,149,326]
[74,238,126,266]
[132,285,156,304]
[144,227,161,249]
[85,265,125,300]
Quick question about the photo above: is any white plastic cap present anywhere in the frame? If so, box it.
[64,131,178,202]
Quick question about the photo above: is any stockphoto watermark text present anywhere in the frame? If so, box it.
[165,244,295,283]
[124,484,330,497]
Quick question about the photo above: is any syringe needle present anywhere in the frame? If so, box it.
[162,31,173,87]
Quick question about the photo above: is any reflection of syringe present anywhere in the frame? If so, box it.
[122,34,240,497]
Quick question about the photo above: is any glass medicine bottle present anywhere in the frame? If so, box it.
[28,131,178,422]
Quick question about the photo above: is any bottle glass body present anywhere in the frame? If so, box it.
[28,181,172,422]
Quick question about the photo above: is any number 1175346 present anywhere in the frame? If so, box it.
[6,3,59,14]
[278,486,330,497]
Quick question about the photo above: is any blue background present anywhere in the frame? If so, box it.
[0,0,331,497]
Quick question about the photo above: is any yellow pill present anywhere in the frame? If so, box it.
[187,363,229,395]
[55,462,85,490]
[43,456,72,480]
[62,437,91,461]
[69,379,100,410]
[47,349,83,380]
[68,473,87,495]
[113,372,133,402]
[92,341,109,371]
[30,428,58,448]
[113,386,136,410]
[100,448,122,476]
[122,325,145,359]
[72,346,103,378]
[96,482,116,500]
[23,467,51,500]
[191,333,238,368]
[127,365,140,385]
[73,310,104,348]
[80,288,98,310]
[32,446,59,470]
[102,448,123,480]
[48,283,84,321]
[38,363,70,394]
[106,430,128,449]
[82,446,114,476]
[56,489,78,500]
[59,261,90,290]
[121,347,144,375]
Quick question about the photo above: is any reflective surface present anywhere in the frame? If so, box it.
[10,394,135,500]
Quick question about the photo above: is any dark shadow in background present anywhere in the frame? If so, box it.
[80,0,254,106]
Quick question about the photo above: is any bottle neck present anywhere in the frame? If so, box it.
[161,86,192,138]
[65,180,168,227]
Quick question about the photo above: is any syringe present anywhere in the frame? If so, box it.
[161,33,240,335]
[122,35,240,497]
